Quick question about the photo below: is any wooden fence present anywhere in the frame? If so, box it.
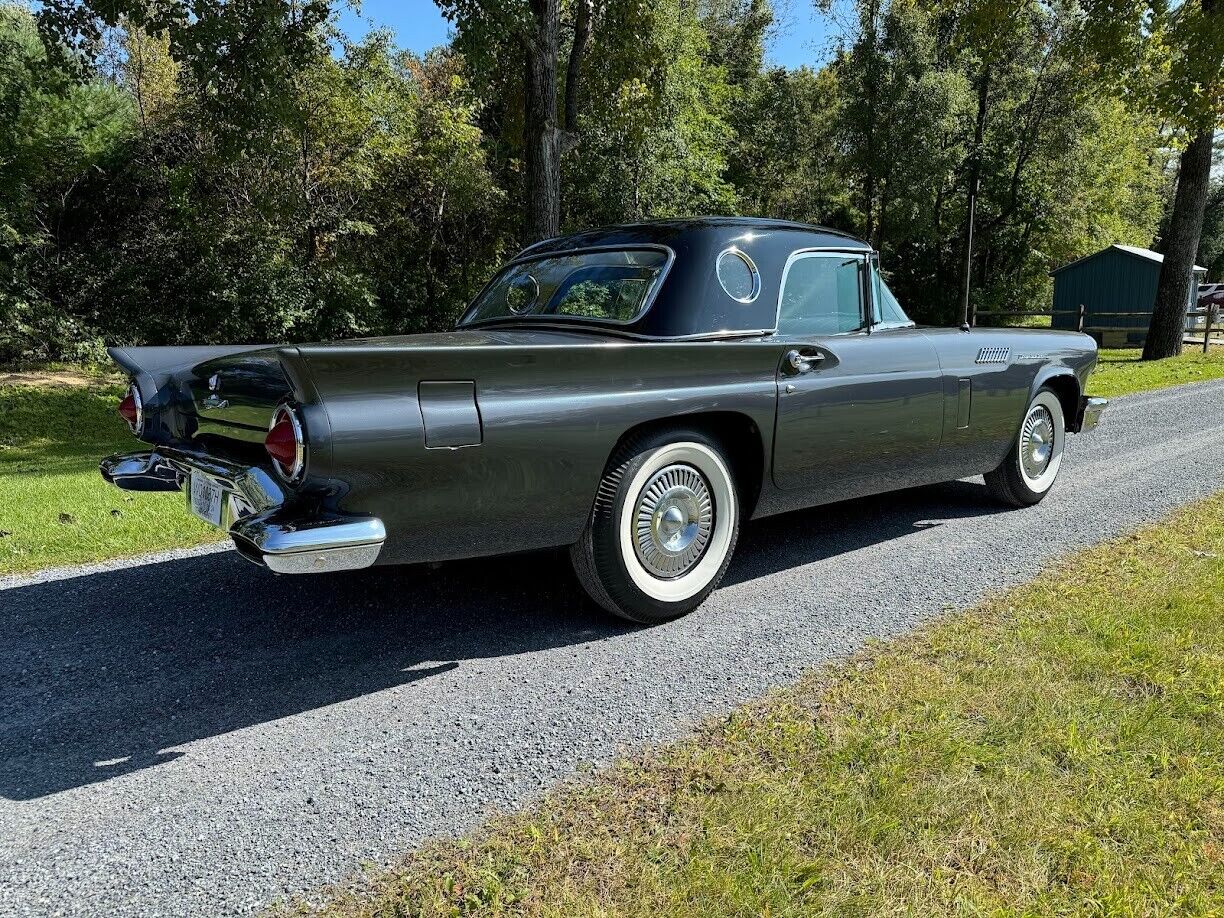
[972,304,1221,354]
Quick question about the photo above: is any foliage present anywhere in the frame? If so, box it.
[2,6,506,357]
[726,65,852,226]
[0,4,134,363]
[830,0,1168,324]
[0,0,1190,361]
[1197,175,1224,281]
[563,0,737,224]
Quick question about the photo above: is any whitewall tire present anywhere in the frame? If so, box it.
[985,387,1066,507]
[571,430,740,624]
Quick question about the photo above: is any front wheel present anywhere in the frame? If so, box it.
[570,430,740,625]
[984,387,1066,507]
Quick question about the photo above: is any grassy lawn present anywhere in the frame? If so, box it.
[1091,347,1224,398]
[0,381,220,576]
[302,493,1224,917]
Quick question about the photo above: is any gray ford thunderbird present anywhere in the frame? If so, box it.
[101,217,1107,623]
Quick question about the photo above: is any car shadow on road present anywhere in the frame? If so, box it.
[0,479,1003,800]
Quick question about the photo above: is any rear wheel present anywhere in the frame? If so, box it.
[570,430,740,625]
[984,387,1066,507]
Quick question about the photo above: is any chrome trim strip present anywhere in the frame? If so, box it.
[442,322,775,342]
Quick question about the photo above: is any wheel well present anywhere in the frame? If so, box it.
[611,412,766,518]
[1041,374,1081,430]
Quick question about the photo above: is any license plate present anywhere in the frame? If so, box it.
[189,471,224,527]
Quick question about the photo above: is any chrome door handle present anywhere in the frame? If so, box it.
[785,349,825,374]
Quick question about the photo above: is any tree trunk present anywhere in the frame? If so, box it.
[563,0,591,136]
[1143,130,1213,360]
[523,0,562,243]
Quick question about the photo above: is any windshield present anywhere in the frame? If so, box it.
[462,248,670,326]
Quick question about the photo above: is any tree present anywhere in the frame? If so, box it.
[435,0,597,241]
[1077,0,1223,358]
[37,0,332,138]
[831,0,1167,325]
[0,3,134,363]
[8,4,509,354]
[117,20,179,129]
[1143,0,1222,359]
[1198,171,1224,281]
[564,0,737,225]
[1,0,1180,362]
[727,65,850,225]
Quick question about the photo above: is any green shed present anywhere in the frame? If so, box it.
[1050,244,1206,347]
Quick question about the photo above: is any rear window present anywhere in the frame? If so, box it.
[462,249,669,326]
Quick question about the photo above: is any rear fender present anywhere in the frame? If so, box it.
[274,347,342,497]
[108,345,272,444]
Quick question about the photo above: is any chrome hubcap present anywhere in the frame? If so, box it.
[634,464,714,578]
[1020,405,1055,480]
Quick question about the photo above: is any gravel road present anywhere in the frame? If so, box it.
[2,379,1223,917]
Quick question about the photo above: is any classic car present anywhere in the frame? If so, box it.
[101,217,1107,624]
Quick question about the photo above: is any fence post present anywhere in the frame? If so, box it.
[1204,307,1215,355]
[1077,303,1085,333]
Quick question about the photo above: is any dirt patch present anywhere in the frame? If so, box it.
[0,369,119,388]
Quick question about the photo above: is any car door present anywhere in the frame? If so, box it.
[771,250,944,503]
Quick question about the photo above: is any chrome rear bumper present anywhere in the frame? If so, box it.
[1076,396,1108,432]
[99,448,385,574]
[99,451,182,492]
[229,511,386,574]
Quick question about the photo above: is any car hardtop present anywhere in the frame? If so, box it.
[464,217,874,340]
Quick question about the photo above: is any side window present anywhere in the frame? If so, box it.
[870,260,914,328]
[778,253,867,336]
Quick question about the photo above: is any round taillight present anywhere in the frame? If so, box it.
[266,404,305,482]
[118,384,143,435]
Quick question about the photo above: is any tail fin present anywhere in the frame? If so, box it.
[108,345,273,390]
[108,345,274,444]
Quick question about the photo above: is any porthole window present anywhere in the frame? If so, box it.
[716,248,759,303]
[504,273,540,314]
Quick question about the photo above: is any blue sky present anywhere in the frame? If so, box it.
[336,0,843,69]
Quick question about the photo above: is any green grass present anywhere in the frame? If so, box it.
[1091,347,1224,398]
[298,494,1224,917]
[0,383,220,575]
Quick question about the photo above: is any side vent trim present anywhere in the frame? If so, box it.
[975,346,1010,364]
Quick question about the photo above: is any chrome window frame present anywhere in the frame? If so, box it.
[458,243,677,330]
[716,246,761,304]
[774,248,873,338]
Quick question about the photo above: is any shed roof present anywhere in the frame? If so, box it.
[1052,243,1206,276]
